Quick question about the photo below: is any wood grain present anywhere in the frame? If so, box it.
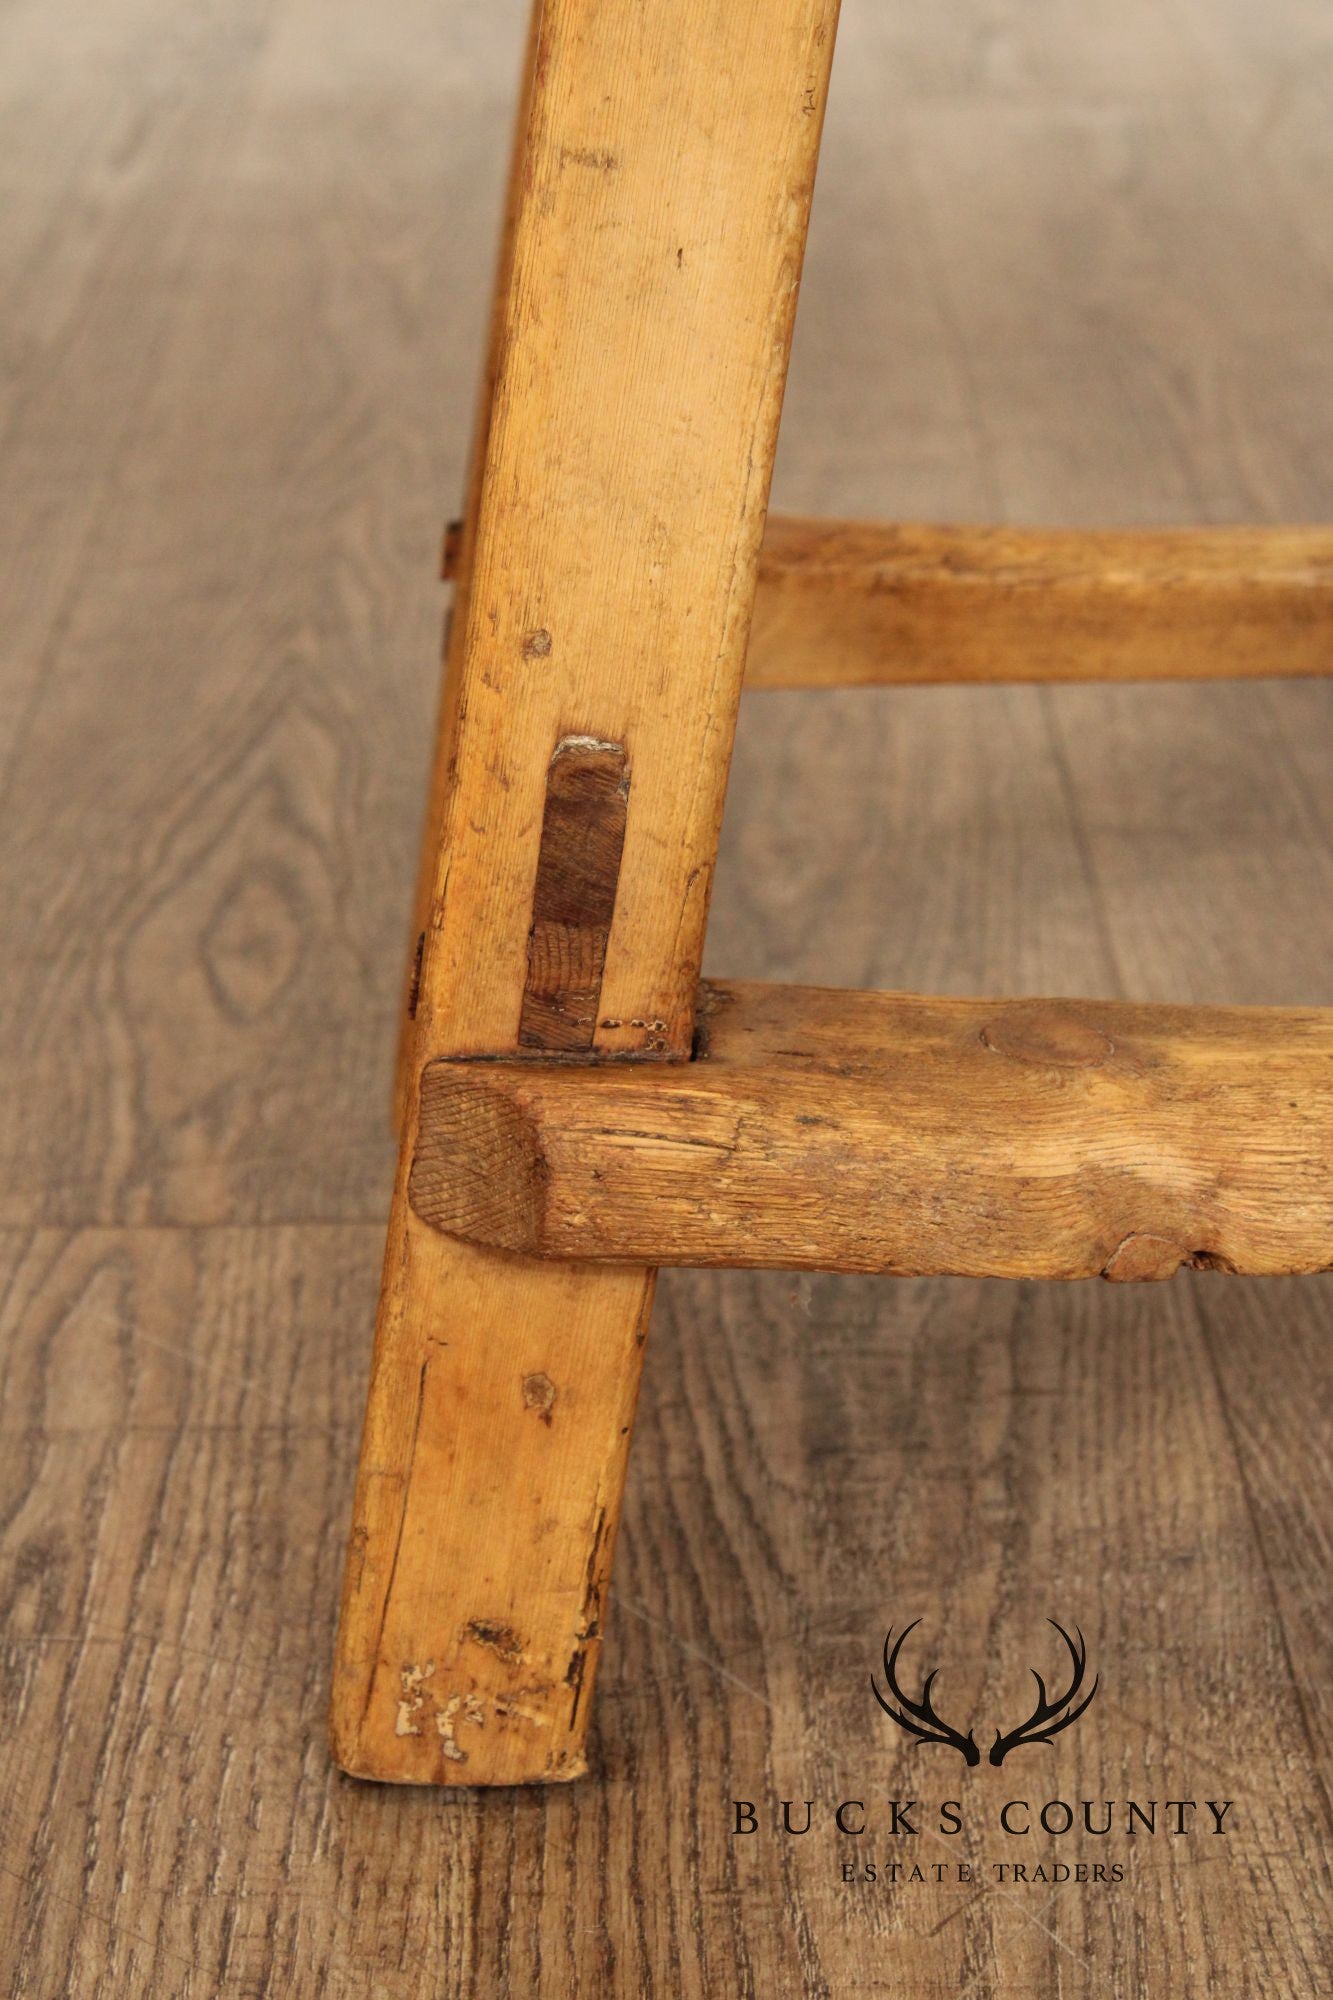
[394,3,543,1125]
[410,981,1333,1280]
[330,0,841,1786]
[3,1231,1329,1996]
[2,0,1331,1989]
[518,736,632,1054]
[747,517,1333,685]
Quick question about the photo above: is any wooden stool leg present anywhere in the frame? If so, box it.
[391,8,538,1131]
[331,0,840,1784]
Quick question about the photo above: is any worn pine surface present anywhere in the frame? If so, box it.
[749,518,1333,686]
[411,983,1333,1278]
[330,0,839,1787]
[1,0,1331,1993]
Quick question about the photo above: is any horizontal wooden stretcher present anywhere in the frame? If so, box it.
[409,980,1333,1282]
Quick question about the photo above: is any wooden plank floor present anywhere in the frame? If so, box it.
[1,0,1330,1992]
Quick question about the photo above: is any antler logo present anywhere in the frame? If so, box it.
[872,1619,1098,1766]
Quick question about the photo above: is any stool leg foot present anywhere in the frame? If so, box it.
[331,1183,653,1785]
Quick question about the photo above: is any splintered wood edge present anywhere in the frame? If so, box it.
[409,981,1333,1282]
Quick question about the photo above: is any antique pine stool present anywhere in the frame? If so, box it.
[330,0,1333,1784]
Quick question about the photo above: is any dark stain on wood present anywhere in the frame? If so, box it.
[519,735,630,1053]
[980,1002,1115,1068]
[564,1503,608,1730]
[464,1618,527,1662]
[521,1370,557,1423]
[406,930,426,1019]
